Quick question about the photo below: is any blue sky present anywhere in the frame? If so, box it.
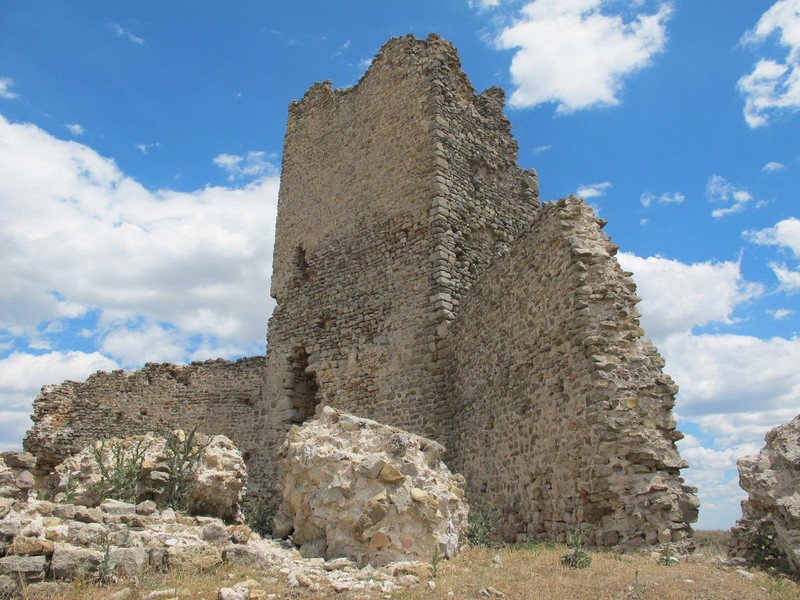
[1,1,798,530]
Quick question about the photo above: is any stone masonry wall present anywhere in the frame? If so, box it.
[265,34,537,440]
[448,197,699,547]
[23,357,273,497]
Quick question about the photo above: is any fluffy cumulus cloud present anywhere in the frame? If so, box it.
[617,253,762,343]
[745,217,800,257]
[576,181,612,198]
[745,217,800,291]
[0,114,280,447]
[738,0,800,128]
[618,250,800,527]
[495,0,673,112]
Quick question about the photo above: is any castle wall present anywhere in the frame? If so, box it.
[23,357,275,497]
[448,197,699,546]
[21,35,699,543]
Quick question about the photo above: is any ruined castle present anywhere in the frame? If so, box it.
[24,34,699,547]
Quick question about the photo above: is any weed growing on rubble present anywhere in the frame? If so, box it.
[93,438,151,503]
[245,499,276,536]
[160,426,208,510]
[657,544,678,566]
[431,545,441,578]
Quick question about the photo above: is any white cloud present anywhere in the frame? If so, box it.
[532,144,552,154]
[496,0,673,112]
[0,77,19,100]
[771,263,800,291]
[622,247,800,527]
[214,151,278,181]
[618,252,762,343]
[762,160,786,172]
[746,217,800,291]
[640,190,684,207]
[110,23,144,45]
[738,0,800,128]
[745,217,800,257]
[576,181,612,198]
[0,350,118,410]
[0,114,279,363]
[66,123,84,136]
[767,308,795,319]
[100,321,187,367]
[706,174,755,217]
[662,333,800,418]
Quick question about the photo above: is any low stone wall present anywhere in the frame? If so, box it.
[23,357,274,497]
[448,197,698,547]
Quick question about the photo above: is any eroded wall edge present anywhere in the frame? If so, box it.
[448,196,699,547]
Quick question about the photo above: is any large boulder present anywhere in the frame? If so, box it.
[730,413,800,574]
[274,406,469,566]
[52,431,246,520]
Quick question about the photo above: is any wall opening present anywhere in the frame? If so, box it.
[295,246,311,280]
[290,347,320,422]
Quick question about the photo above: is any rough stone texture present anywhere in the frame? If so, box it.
[274,406,468,565]
[0,494,441,595]
[730,413,800,574]
[53,431,246,520]
[0,452,37,503]
[24,357,271,496]
[22,33,696,546]
[448,197,698,547]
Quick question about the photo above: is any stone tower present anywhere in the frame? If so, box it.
[266,34,539,437]
[265,33,698,546]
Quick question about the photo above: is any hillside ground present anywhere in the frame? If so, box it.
[14,530,800,600]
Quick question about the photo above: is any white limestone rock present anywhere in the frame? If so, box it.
[274,406,469,566]
[52,431,246,520]
[730,413,800,575]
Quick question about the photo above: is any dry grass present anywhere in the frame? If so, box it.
[693,529,733,559]
[18,532,800,600]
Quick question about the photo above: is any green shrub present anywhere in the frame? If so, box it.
[467,505,501,548]
[92,438,151,503]
[748,522,784,569]
[160,426,209,510]
[245,498,276,536]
